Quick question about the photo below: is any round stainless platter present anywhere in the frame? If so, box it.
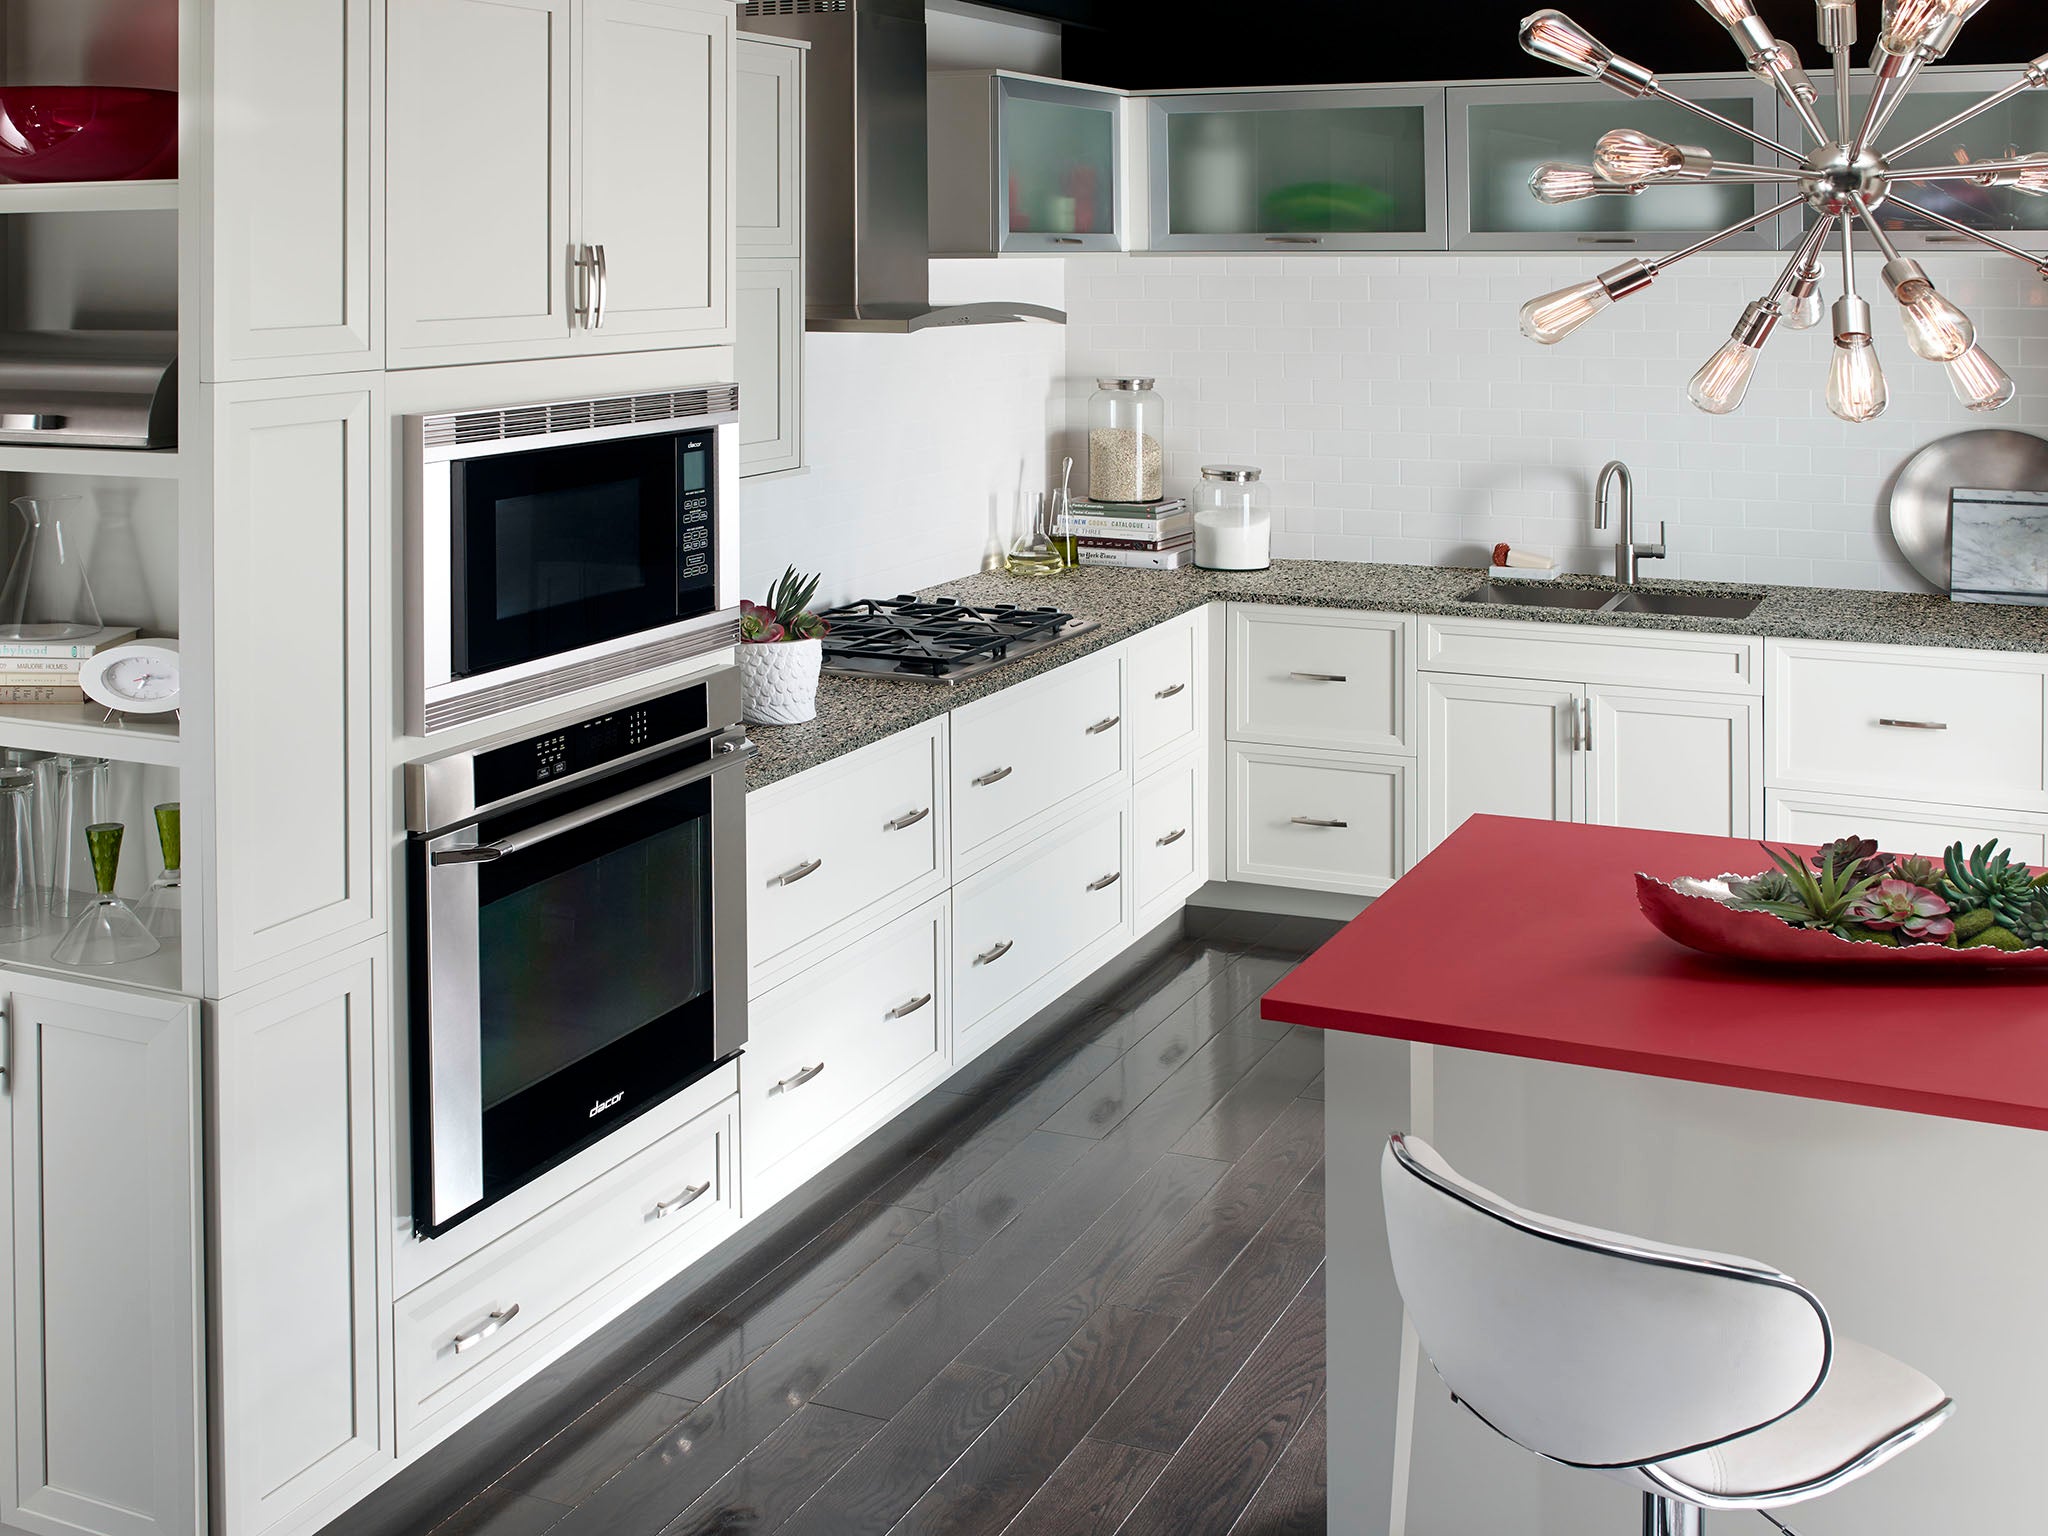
[1889,428,2048,590]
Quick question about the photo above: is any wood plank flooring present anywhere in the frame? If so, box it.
[368,916,1338,1536]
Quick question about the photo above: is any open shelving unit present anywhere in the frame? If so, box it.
[0,444,181,478]
[0,179,179,215]
[0,702,181,767]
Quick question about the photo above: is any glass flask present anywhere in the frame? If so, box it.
[138,801,181,942]
[52,821,159,967]
[1005,492,1069,578]
[0,769,38,942]
[38,754,111,922]
[0,495,102,641]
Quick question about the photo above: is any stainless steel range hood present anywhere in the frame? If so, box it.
[739,0,1066,333]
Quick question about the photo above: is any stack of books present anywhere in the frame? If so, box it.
[1057,497,1194,570]
[0,626,139,705]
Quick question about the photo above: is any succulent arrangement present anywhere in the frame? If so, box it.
[1724,836,2048,950]
[740,566,828,644]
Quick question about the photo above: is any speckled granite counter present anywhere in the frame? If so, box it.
[745,560,2048,789]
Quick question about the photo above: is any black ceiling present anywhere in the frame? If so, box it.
[966,0,2046,90]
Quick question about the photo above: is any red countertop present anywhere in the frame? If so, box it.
[1260,816,2048,1133]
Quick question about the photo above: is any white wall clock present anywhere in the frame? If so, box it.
[80,639,182,719]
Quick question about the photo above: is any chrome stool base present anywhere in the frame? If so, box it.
[1644,1494,1705,1536]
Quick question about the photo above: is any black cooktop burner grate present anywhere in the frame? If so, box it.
[817,596,1096,681]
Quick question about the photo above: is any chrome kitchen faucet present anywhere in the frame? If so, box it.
[1595,460,1666,586]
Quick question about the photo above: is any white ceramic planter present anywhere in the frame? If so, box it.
[738,637,822,725]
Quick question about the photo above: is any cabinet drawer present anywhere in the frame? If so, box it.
[1766,790,2048,864]
[951,650,1125,861]
[1134,756,1201,922]
[748,722,945,974]
[1230,744,1413,897]
[1227,605,1412,753]
[1129,613,1201,768]
[395,1093,737,1450]
[744,899,948,1191]
[1421,618,1760,694]
[1767,642,2048,808]
[953,799,1128,1034]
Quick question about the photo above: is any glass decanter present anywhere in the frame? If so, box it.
[0,495,102,641]
[52,821,159,967]
[138,801,181,943]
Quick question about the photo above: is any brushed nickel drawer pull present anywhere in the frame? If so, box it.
[1289,671,1347,683]
[1877,718,1948,730]
[972,766,1014,787]
[1154,682,1187,699]
[655,1182,711,1218]
[1051,236,1085,245]
[1088,871,1122,891]
[1086,715,1122,735]
[1156,827,1187,847]
[886,992,934,1019]
[1266,234,1322,244]
[771,858,823,887]
[452,1304,520,1354]
[1577,235,1639,244]
[884,806,931,831]
[1291,816,1349,829]
[974,940,1014,966]
[772,1062,826,1094]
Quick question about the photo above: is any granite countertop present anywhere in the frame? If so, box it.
[745,560,2048,789]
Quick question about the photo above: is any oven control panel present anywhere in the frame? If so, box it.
[473,686,711,807]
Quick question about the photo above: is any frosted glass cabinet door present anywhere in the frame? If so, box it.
[1147,86,1447,251]
[1452,77,1783,251]
[1809,68,2048,251]
[932,72,1124,255]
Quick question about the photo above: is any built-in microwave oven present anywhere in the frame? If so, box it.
[405,386,742,735]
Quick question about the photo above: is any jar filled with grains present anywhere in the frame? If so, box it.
[1087,378,1165,503]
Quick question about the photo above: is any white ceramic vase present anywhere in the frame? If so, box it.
[738,637,822,725]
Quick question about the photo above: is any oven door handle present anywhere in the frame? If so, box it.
[431,739,757,866]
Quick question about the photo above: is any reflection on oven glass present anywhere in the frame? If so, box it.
[492,478,648,621]
[477,819,709,1110]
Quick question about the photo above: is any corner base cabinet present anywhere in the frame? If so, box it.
[0,976,203,1536]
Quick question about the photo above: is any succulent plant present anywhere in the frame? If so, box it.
[1892,854,1943,890]
[1808,836,1890,880]
[1728,844,1882,935]
[1941,840,2039,928]
[745,567,830,644]
[1845,879,1954,942]
[2010,894,2048,949]
[738,600,785,643]
[1726,868,1799,906]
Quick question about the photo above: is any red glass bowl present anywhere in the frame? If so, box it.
[0,87,177,185]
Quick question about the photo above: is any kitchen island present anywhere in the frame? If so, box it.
[1263,816,2048,1535]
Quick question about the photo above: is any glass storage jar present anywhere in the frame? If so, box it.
[1193,465,1271,571]
[1087,378,1165,503]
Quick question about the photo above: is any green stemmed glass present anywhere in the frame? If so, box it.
[138,802,181,943]
[52,822,160,967]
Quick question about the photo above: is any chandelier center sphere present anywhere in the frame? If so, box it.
[1803,143,1891,216]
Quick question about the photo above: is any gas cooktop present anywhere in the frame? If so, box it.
[817,596,1099,683]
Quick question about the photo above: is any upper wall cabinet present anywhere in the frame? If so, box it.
[1451,77,1783,252]
[931,72,1125,255]
[1144,86,1447,252]
[203,0,382,378]
[737,32,806,476]
[386,0,733,368]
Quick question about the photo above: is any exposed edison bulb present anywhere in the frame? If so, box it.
[1688,339,1763,415]
[1827,300,1889,423]
[1595,129,1680,183]
[1945,346,2017,411]
[1520,280,1614,345]
[1785,281,1826,331]
[1878,0,1982,56]
[1891,277,1976,361]
[1519,10,1613,76]
[1530,162,1642,204]
[1694,0,1756,22]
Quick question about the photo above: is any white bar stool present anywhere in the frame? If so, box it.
[1380,1133,1953,1533]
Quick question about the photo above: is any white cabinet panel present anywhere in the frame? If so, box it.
[1129,611,1202,771]
[1421,619,1760,694]
[577,0,732,344]
[1421,676,1579,852]
[213,948,389,1536]
[205,0,381,376]
[0,977,201,1536]
[1227,605,1412,754]
[211,382,383,994]
[951,650,1125,866]
[1229,744,1412,897]
[736,259,802,476]
[387,0,574,363]
[1134,755,1203,927]
[1766,790,2048,864]
[1588,687,1761,839]
[737,35,804,260]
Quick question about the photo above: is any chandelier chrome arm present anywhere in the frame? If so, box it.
[1851,51,1922,160]
[1888,157,2046,184]
[1645,83,1803,162]
[1652,196,1806,272]
[1777,211,1839,300]
[1887,193,2048,277]
[1816,0,1857,142]
[1886,52,2048,161]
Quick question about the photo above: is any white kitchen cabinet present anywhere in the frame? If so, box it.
[1227,605,1413,754]
[203,0,382,378]
[1422,675,1580,851]
[1133,753,1206,929]
[736,32,807,477]
[209,379,383,997]
[211,946,389,1536]
[0,975,202,1536]
[1230,743,1413,898]
[387,0,734,367]
[735,259,803,476]
[1766,790,2048,863]
[1129,608,1206,774]
[1588,687,1761,839]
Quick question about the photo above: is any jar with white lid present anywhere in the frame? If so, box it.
[1087,378,1165,503]
[1193,465,1270,571]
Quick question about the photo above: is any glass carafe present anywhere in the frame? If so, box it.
[0,769,38,942]
[138,801,181,943]
[38,754,111,922]
[0,495,102,640]
[52,821,159,967]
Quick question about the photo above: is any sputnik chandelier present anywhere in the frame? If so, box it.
[1517,0,2048,421]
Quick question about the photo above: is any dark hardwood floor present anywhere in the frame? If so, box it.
[356,911,1339,1536]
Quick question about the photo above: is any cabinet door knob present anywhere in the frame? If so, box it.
[771,858,823,887]
[1876,718,1948,730]
[655,1182,711,1219]
[884,806,932,831]
[1087,871,1122,891]
[1153,682,1187,700]
[1156,827,1187,847]
[1086,715,1122,736]
[974,939,1015,966]
[1291,816,1349,829]
[1289,671,1346,683]
[972,766,1014,787]
[886,992,934,1019]
[452,1304,520,1354]
[772,1062,826,1094]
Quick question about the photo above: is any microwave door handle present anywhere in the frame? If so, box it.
[431,740,758,867]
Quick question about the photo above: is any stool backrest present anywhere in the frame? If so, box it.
[1380,1133,1831,1469]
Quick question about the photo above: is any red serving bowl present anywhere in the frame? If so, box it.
[0,87,177,184]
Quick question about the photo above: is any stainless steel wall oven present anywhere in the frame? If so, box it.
[406,669,750,1236]
[406,386,742,735]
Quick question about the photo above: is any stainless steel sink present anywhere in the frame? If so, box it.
[1604,590,1766,620]
[1457,583,1618,612]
